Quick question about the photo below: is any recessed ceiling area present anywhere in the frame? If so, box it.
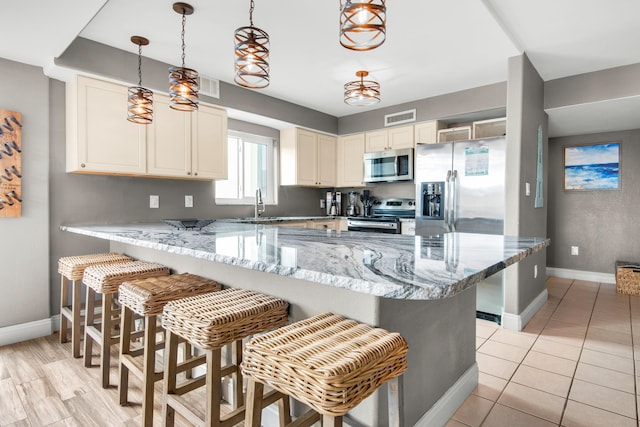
[4,0,640,137]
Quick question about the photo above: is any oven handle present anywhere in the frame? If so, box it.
[348,221,398,229]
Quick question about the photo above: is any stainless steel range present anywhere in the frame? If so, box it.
[347,198,415,234]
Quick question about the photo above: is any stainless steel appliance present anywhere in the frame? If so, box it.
[363,148,414,183]
[415,136,506,323]
[346,191,360,216]
[326,191,342,216]
[347,198,415,234]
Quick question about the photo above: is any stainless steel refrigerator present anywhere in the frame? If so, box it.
[415,136,506,322]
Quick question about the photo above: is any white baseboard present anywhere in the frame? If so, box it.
[0,317,55,347]
[501,288,548,331]
[546,267,615,284]
[414,363,478,427]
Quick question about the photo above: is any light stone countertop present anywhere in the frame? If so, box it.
[61,222,549,300]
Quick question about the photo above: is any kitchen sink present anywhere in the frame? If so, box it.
[163,219,215,230]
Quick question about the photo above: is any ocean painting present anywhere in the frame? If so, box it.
[564,142,620,190]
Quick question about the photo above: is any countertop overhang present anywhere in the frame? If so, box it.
[61,222,549,301]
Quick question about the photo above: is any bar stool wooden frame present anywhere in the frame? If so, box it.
[117,273,222,427]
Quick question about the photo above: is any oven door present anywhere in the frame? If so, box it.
[347,219,400,234]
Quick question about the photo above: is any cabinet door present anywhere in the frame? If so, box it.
[74,76,146,174]
[365,129,388,152]
[388,125,414,149]
[316,134,336,187]
[192,105,228,179]
[415,121,444,145]
[147,94,191,177]
[295,129,318,186]
[337,133,365,187]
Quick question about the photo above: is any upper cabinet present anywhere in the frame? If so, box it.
[67,75,147,174]
[67,75,227,180]
[280,128,336,187]
[415,120,445,145]
[337,133,365,188]
[365,125,414,152]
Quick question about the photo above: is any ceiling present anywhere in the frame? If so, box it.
[3,0,640,137]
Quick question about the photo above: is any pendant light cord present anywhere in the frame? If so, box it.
[249,0,254,27]
[180,11,186,67]
[137,43,143,86]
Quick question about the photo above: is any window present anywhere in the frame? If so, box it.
[215,131,277,205]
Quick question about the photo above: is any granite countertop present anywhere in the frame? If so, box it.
[61,222,549,301]
[224,216,344,223]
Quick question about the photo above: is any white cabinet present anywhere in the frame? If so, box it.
[67,75,146,174]
[472,117,506,139]
[365,125,414,152]
[306,219,339,230]
[415,120,445,145]
[280,128,336,187]
[336,133,365,187]
[147,95,227,180]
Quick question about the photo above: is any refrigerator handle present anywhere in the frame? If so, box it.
[450,170,458,231]
[445,170,452,231]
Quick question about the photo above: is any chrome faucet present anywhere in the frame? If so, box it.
[255,188,265,218]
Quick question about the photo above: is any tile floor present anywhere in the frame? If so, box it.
[448,276,640,427]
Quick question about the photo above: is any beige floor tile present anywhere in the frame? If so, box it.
[568,378,636,418]
[539,320,587,348]
[483,403,557,427]
[0,378,27,425]
[451,394,493,427]
[562,399,636,427]
[475,337,486,349]
[590,312,633,334]
[498,382,565,424]
[550,308,592,326]
[580,348,635,374]
[522,350,577,377]
[511,365,572,397]
[573,362,635,394]
[531,337,582,361]
[445,419,470,427]
[476,353,519,380]
[15,377,71,426]
[571,279,600,290]
[476,323,498,339]
[472,372,507,401]
[489,328,537,350]
[522,315,548,335]
[583,327,633,358]
[477,340,528,363]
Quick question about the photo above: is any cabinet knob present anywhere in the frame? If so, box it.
[194,172,198,176]
[187,172,191,175]
[81,163,85,168]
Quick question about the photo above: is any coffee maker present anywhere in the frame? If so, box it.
[326,191,342,216]
[346,191,360,216]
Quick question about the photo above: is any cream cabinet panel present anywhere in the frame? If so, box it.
[280,128,335,187]
[337,133,365,187]
[415,120,445,145]
[192,104,228,179]
[306,220,339,230]
[67,75,146,174]
[365,125,414,152]
[147,94,190,177]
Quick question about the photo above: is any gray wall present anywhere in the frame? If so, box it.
[504,54,548,315]
[547,128,640,272]
[0,58,50,327]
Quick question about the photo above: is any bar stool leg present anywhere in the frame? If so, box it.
[322,415,343,427]
[71,280,82,358]
[118,304,133,405]
[163,331,179,427]
[278,396,292,425]
[142,315,158,427]
[84,288,96,368]
[232,340,243,409]
[59,276,69,344]
[244,380,264,427]
[388,375,404,427]
[100,292,114,388]
[205,348,222,426]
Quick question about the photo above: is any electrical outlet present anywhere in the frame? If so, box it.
[185,195,193,208]
[525,182,531,197]
[534,264,538,278]
[320,199,325,209]
[571,246,579,256]
[149,195,159,209]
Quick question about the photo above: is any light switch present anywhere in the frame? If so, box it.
[571,246,579,256]
[150,195,159,209]
[185,195,193,208]
[525,182,531,196]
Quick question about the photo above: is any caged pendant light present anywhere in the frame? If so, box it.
[169,2,199,111]
[127,36,153,124]
[339,0,386,51]
[234,0,270,89]
[344,70,380,106]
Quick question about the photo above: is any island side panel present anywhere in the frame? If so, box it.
[379,287,478,426]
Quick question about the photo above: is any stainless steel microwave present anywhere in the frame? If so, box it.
[363,148,414,183]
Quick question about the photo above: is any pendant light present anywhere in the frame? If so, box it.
[169,2,199,111]
[234,0,270,88]
[344,70,380,106]
[339,0,386,51]
[127,36,153,124]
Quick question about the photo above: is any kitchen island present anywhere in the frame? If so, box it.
[62,222,549,426]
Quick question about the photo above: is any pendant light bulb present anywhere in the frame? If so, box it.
[340,0,386,51]
[169,2,199,111]
[234,0,270,89]
[127,36,153,124]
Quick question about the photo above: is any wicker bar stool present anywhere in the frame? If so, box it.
[82,260,170,388]
[58,253,132,358]
[241,313,409,427]
[117,273,222,427]
[161,288,289,427]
